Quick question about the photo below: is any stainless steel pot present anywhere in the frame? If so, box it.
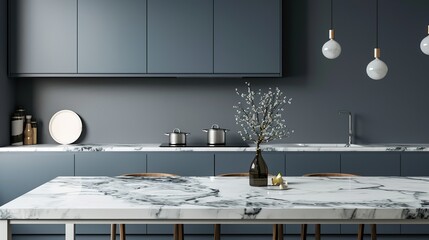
[203,124,229,145]
[165,128,190,145]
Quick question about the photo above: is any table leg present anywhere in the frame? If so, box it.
[277,224,283,240]
[65,223,75,240]
[0,220,11,240]
[214,224,221,240]
[272,224,278,240]
[357,224,364,240]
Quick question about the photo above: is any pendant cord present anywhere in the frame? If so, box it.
[376,0,379,48]
[330,0,333,29]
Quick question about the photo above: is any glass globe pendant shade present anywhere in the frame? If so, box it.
[420,26,429,55]
[322,29,341,59]
[366,48,388,80]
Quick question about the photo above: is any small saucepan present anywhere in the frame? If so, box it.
[165,128,190,145]
[203,124,229,145]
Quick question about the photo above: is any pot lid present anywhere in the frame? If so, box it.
[165,128,190,135]
[203,124,229,132]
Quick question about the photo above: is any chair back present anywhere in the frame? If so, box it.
[123,173,177,177]
[303,173,358,177]
[218,172,249,177]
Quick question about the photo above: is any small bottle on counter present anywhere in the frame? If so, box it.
[10,114,24,145]
[24,115,33,145]
[15,108,25,118]
[16,108,26,130]
[31,121,38,144]
[10,108,26,146]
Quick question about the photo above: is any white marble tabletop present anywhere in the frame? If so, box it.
[1,176,429,223]
[1,143,429,152]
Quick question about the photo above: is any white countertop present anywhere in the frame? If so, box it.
[1,143,429,152]
[1,176,429,222]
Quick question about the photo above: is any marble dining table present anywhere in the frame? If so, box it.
[1,175,429,240]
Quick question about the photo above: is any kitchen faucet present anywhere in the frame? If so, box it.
[338,111,353,147]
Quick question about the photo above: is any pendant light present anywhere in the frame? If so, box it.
[322,0,341,59]
[366,0,388,80]
[420,25,429,55]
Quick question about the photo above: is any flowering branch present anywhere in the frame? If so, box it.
[233,82,293,150]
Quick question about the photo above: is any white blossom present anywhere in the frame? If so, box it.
[233,82,293,150]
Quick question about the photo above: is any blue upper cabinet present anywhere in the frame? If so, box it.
[214,0,281,75]
[9,0,282,77]
[147,0,213,74]
[78,0,147,74]
[9,0,77,74]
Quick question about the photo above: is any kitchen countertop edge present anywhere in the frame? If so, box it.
[0,144,429,152]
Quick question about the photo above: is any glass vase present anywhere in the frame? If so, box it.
[249,149,268,186]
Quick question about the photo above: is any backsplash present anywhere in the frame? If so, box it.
[11,0,429,145]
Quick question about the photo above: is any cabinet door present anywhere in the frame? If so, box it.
[215,152,284,235]
[147,152,214,176]
[341,152,400,176]
[147,152,214,234]
[75,152,146,176]
[214,0,281,74]
[147,0,213,73]
[401,153,429,176]
[285,152,341,235]
[78,0,147,73]
[9,0,77,74]
[75,152,146,234]
[0,153,74,234]
[285,152,341,176]
[215,152,285,176]
[341,152,400,234]
[400,153,429,234]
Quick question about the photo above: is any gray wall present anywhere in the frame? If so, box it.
[13,0,429,145]
[1,0,13,146]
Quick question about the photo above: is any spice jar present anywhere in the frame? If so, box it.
[10,114,24,145]
[24,115,33,145]
[10,108,26,145]
[31,121,38,144]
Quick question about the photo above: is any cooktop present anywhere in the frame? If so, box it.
[159,143,249,147]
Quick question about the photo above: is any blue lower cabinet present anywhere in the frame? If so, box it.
[147,152,214,235]
[0,153,74,234]
[75,152,146,176]
[340,152,400,176]
[214,152,284,235]
[340,152,401,235]
[215,151,285,176]
[75,152,147,234]
[285,152,341,176]
[147,152,214,176]
[13,234,429,240]
[285,152,341,235]
[13,236,68,240]
[401,152,429,176]
[400,152,429,234]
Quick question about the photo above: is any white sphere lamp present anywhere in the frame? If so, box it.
[322,29,342,59]
[366,48,388,80]
[420,25,429,55]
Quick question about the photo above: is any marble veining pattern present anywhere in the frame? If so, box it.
[1,143,429,152]
[2,176,429,222]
